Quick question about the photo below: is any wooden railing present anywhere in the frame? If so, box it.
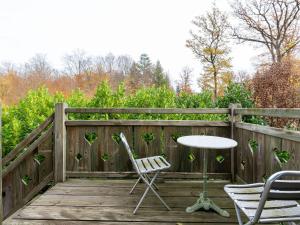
[62,105,234,180]
[234,108,300,183]
[1,112,54,220]
[1,104,300,223]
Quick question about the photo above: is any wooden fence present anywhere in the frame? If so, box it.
[63,106,233,179]
[1,112,54,219]
[1,104,300,222]
[234,108,300,183]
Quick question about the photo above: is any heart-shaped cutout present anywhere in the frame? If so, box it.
[85,132,97,145]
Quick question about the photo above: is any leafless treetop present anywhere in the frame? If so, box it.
[233,0,300,63]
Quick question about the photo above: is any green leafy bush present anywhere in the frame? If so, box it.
[217,83,267,125]
[2,81,256,156]
[217,83,253,108]
[2,87,63,155]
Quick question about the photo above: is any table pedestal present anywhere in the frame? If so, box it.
[185,149,230,218]
[186,193,230,217]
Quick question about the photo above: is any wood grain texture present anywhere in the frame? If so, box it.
[2,114,54,166]
[54,103,67,182]
[2,129,54,220]
[229,104,241,182]
[235,122,300,142]
[66,171,231,180]
[2,127,53,178]
[1,108,54,221]
[163,126,192,172]
[4,220,239,225]
[65,125,231,176]
[235,108,300,118]
[3,178,243,225]
[66,107,230,114]
[66,120,230,127]
[235,124,300,183]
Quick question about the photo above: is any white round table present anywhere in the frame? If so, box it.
[177,135,237,217]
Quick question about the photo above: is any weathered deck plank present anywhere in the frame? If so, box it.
[4,221,239,225]
[4,179,241,225]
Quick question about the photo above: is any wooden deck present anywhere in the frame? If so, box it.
[4,179,242,225]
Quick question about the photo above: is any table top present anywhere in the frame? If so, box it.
[177,135,238,149]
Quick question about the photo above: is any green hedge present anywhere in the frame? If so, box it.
[1,81,252,156]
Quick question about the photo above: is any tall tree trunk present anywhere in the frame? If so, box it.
[213,71,217,102]
[276,47,282,63]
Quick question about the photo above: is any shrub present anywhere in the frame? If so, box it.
[216,83,267,124]
[217,83,253,108]
[252,59,300,127]
[1,83,227,155]
[175,90,214,108]
[2,87,64,155]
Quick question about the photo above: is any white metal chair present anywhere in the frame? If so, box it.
[120,132,171,214]
[225,171,300,225]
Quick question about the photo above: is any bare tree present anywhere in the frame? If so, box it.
[24,54,53,78]
[116,55,133,75]
[0,61,17,75]
[63,49,93,75]
[177,66,193,93]
[233,70,251,84]
[98,53,117,74]
[232,0,300,63]
[186,3,232,101]
[93,56,105,76]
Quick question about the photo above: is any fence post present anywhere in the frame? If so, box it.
[54,103,67,183]
[229,103,241,182]
[0,104,2,224]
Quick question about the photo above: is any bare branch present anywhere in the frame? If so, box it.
[232,0,300,63]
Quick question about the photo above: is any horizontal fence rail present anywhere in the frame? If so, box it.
[65,108,230,114]
[65,120,230,127]
[235,108,300,118]
[235,122,300,142]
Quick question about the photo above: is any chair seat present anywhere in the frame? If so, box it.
[135,156,171,174]
[225,183,300,223]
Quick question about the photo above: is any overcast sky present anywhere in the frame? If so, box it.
[0,0,258,89]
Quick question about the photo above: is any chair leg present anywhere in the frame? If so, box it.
[148,180,171,211]
[133,174,155,214]
[133,172,171,214]
[145,173,159,190]
[130,177,141,194]
[234,203,245,225]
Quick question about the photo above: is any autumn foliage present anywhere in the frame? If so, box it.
[252,58,300,127]
[0,53,171,106]
[252,58,300,108]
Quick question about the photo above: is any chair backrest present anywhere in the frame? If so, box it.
[120,132,140,173]
[267,180,300,200]
[252,171,300,223]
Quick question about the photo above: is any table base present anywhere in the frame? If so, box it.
[186,193,230,217]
